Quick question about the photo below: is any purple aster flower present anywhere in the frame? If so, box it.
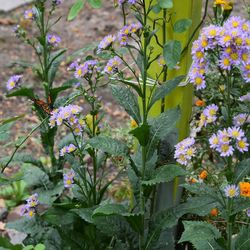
[239,93,250,102]
[233,113,248,126]
[63,169,75,188]
[26,193,39,208]
[236,137,249,153]
[203,104,218,125]
[53,0,62,5]
[247,208,250,217]
[97,35,116,53]
[227,127,244,140]
[209,134,220,150]
[66,144,77,153]
[104,56,122,75]
[24,9,35,20]
[67,60,80,71]
[47,34,61,46]
[6,75,22,91]
[20,205,36,218]
[224,184,239,198]
[73,124,82,136]
[174,137,196,166]
[218,143,234,157]
[60,146,67,157]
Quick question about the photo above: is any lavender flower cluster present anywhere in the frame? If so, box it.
[68,59,99,79]
[49,104,83,130]
[63,169,75,188]
[104,56,123,74]
[118,0,136,6]
[6,75,22,91]
[47,34,61,47]
[60,144,77,156]
[20,193,39,218]
[209,126,249,157]
[189,16,250,89]
[174,137,196,166]
[198,104,219,128]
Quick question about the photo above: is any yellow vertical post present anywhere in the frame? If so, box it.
[142,0,202,243]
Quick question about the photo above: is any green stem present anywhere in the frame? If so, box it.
[227,199,233,250]
[161,9,167,113]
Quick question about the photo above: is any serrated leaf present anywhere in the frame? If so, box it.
[87,0,102,8]
[179,221,221,247]
[92,204,127,217]
[112,85,141,124]
[234,158,250,183]
[88,136,129,156]
[6,87,35,99]
[147,108,180,159]
[158,0,173,9]
[22,165,50,188]
[71,207,95,223]
[234,226,250,250]
[68,0,85,21]
[142,164,186,186]
[130,123,150,146]
[163,40,181,69]
[148,75,184,110]
[173,19,192,33]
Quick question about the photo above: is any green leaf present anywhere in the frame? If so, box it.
[234,158,250,183]
[87,0,102,8]
[163,40,182,70]
[0,236,22,250]
[71,207,95,223]
[130,123,150,146]
[234,226,250,250]
[92,204,127,217]
[179,221,221,249]
[147,108,180,159]
[87,136,129,156]
[50,79,78,102]
[142,164,186,186]
[148,75,184,110]
[34,244,46,250]
[68,0,85,21]
[7,217,43,236]
[43,207,76,226]
[173,19,192,33]
[158,0,173,9]
[111,85,141,124]
[38,183,64,206]
[0,154,44,169]
[6,87,35,99]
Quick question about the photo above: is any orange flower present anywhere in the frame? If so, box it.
[239,182,250,197]
[210,208,219,217]
[195,99,205,107]
[189,177,198,184]
[199,170,208,180]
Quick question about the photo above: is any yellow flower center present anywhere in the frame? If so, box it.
[196,51,204,59]
[228,188,236,197]
[242,54,248,62]
[223,58,230,66]
[221,144,229,152]
[237,140,246,149]
[195,77,202,85]
[230,53,238,60]
[209,29,217,37]
[232,21,239,28]
[223,35,231,43]
[235,37,242,46]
